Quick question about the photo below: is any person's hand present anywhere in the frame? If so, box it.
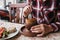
[23,5,32,17]
[31,24,54,37]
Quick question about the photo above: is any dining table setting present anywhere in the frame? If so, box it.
[0,20,60,40]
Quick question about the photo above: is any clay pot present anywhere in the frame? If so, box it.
[20,26,37,37]
[20,18,38,37]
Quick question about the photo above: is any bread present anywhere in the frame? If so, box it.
[6,27,17,33]
[25,18,37,29]
[25,18,37,24]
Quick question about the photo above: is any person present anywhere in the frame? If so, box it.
[23,0,60,37]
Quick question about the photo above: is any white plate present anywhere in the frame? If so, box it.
[0,27,19,40]
[0,24,20,40]
[5,27,19,39]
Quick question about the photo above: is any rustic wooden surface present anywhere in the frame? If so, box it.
[0,20,60,40]
[7,32,60,40]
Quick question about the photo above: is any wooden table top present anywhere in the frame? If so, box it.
[0,20,60,40]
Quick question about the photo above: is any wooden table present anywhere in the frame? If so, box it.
[0,20,60,40]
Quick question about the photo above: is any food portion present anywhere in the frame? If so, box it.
[0,27,17,38]
[0,27,9,38]
[25,18,37,30]
[6,27,17,33]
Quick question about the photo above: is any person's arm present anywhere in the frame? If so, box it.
[23,5,32,18]
[30,24,54,37]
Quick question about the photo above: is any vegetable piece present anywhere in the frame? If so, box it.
[2,31,9,38]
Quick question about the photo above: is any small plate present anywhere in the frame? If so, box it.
[0,24,20,39]
[5,27,19,39]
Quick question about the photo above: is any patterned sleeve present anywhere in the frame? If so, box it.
[44,11,59,32]
[51,11,60,32]
[51,22,60,32]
